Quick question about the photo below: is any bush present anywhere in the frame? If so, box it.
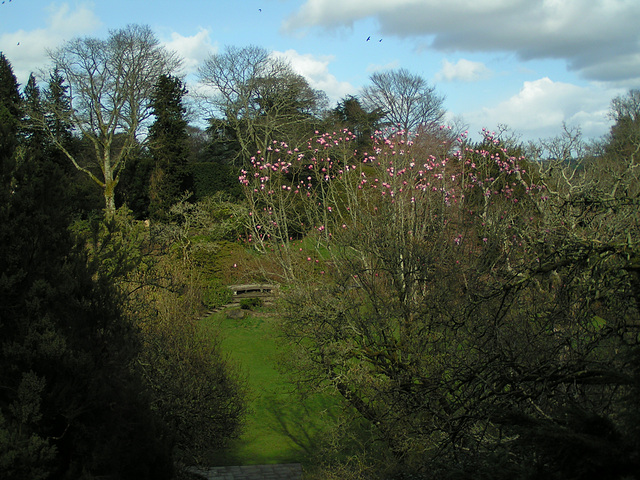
[189,162,242,201]
[135,261,247,465]
[203,279,234,309]
[239,297,263,310]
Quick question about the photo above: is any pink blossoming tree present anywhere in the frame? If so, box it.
[239,123,639,478]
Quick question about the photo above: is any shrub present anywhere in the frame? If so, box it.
[203,279,234,309]
[239,297,263,310]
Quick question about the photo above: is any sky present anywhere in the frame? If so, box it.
[1,0,639,143]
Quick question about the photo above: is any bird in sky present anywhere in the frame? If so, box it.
[366,36,370,41]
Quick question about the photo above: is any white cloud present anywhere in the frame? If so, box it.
[283,0,640,84]
[0,3,101,84]
[465,77,616,140]
[46,2,101,34]
[271,49,355,103]
[435,59,492,82]
[366,60,401,74]
[162,28,217,76]
[282,0,414,32]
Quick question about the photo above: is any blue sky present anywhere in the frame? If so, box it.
[1,0,639,142]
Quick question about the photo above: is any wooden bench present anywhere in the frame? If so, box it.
[228,284,278,299]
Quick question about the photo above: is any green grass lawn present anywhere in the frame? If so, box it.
[200,308,341,467]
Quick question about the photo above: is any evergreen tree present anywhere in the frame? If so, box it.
[0,53,173,480]
[43,69,75,170]
[148,74,190,221]
[329,95,383,150]
[0,53,21,183]
[116,148,154,219]
[605,89,640,164]
[22,73,47,152]
[0,54,20,118]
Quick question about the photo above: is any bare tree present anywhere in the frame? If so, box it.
[360,68,446,134]
[46,24,181,215]
[198,45,327,164]
[527,123,591,203]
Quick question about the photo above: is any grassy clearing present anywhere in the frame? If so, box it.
[200,307,342,466]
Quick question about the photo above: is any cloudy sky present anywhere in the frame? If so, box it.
[1,0,639,142]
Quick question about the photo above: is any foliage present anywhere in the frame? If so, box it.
[45,24,181,214]
[42,69,104,217]
[6,27,640,476]
[116,148,155,219]
[70,205,153,293]
[149,74,191,221]
[198,45,327,166]
[0,53,21,180]
[70,204,248,467]
[190,161,243,200]
[1,57,173,479]
[240,124,640,478]
[239,297,263,310]
[327,95,384,152]
[203,278,234,309]
[133,259,247,466]
[608,89,640,150]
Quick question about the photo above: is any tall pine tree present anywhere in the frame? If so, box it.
[148,74,190,221]
[0,53,21,184]
[43,69,75,169]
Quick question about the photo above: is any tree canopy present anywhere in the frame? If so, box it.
[199,45,327,165]
[239,122,640,478]
[148,74,191,222]
[2,25,640,478]
[361,68,446,134]
[0,56,174,479]
[44,24,181,215]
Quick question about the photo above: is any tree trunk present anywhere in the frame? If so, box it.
[103,152,117,216]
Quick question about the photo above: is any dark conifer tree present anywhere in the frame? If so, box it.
[0,55,173,480]
[0,53,21,183]
[22,73,47,151]
[605,89,640,163]
[116,147,154,219]
[330,95,383,150]
[43,69,75,169]
[148,74,190,221]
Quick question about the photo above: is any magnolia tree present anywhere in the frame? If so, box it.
[239,127,541,279]
[239,125,639,477]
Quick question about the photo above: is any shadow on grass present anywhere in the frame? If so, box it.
[262,391,343,460]
[206,389,344,466]
[202,310,347,467]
